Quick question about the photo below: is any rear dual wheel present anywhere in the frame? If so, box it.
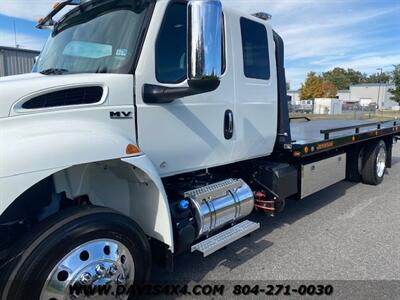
[0,206,152,300]
[361,140,387,185]
[347,140,387,185]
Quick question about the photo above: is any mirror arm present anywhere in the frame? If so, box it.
[142,80,220,104]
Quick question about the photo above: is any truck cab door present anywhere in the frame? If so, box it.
[230,15,278,161]
[135,1,234,177]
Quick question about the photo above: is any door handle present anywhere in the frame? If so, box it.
[224,110,234,140]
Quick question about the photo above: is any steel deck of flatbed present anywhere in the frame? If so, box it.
[290,119,400,158]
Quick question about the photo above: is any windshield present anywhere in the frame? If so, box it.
[34,0,151,74]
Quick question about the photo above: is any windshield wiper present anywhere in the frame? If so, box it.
[40,68,69,75]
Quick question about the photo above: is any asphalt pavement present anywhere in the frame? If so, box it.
[152,143,400,294]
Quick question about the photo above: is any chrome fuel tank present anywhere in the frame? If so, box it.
[184,179,254,237]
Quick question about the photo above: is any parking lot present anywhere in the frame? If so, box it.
[154,143,400,283]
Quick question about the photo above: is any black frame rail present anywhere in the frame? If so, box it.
[321,120,399,140]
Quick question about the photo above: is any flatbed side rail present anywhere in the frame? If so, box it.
[289,116,311,122]
[291,119,400,158]
[320,120,398,140]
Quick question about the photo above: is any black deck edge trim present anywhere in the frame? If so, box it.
[291,125,400,158]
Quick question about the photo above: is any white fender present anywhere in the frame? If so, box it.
[122,155,174,250]
[0,107,174,250]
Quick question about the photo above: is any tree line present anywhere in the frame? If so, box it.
[296,65,400,103]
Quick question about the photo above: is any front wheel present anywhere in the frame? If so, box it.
[361,140,387,185]
[1,206,152,300]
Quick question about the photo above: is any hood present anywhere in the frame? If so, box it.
[0,73,45,118]
[0,73,134,118]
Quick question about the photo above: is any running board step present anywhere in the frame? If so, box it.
[191,220,260,257]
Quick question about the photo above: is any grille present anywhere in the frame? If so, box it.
[22,86,103,109]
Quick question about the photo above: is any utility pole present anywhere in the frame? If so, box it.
[13,19,19,48]
[377,68,383,110]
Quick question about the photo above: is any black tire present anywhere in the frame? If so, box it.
[361,140,387,185]
[0,206,152,300]
[346,146,364,182]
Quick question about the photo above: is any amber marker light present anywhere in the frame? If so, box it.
[126,144,141,155]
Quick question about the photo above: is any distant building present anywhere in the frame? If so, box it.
[0,46,40,77]
[350,83,396,109]
[337,90,351,102]
[290,83,398,110]
[288,90,352,105]
[287,90,300,103]
[314,98,342,115]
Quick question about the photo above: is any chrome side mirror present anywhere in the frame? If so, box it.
[142,0,223,104]
[188,0,222,90]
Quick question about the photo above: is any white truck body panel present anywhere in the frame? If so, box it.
[0,72,175,249]
[0,74,136,178]
[135,1,235,177]
[0,1,278,253]
[229,10,278,162]
[122,155,174,249]
[135,1,277,177]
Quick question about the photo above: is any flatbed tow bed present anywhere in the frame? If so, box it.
[289,119,400,158]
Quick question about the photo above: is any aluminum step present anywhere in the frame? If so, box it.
[184,178,244,201]
[191,220,260,257]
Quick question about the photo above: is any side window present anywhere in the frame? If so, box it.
[156,2,226,84]
[240,18,270,80]
[156,3,187,83]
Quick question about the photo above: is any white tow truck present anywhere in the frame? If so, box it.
[0,0,399,298]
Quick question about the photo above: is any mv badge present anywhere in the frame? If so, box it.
[110,111,133,119]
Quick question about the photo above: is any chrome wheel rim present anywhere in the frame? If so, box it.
[40,239,135,300]
[376,147,386,178]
